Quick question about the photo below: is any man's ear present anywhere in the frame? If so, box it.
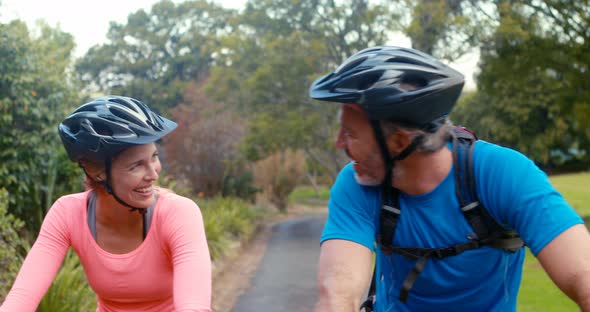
[386,129,412,155]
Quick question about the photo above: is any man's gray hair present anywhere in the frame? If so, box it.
[380,119,453,153]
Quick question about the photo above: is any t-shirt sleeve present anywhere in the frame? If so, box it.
[475,141,583,256]
[320,163,379,251]
[0,199,71,312]
[160,196,212,312]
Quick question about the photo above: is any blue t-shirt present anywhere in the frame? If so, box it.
[321,140,583,312]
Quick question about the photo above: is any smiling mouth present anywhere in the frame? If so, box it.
[135,186,153,193]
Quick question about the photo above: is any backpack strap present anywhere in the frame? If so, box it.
[363,127,524,308]
[452,127,524,252]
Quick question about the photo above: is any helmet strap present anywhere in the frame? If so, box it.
[369,120,423,187]
[79,160,147,215]
[103,158,147,215]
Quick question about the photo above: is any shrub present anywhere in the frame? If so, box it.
[253,149,306,212]
[198,197,261,261]
[0,188,27,302]
[164,82,246,197]
[222,168,260,203]
[37,250,96,312]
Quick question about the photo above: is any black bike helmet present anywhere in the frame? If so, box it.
[309,46,464,128]
[59,95,177,163]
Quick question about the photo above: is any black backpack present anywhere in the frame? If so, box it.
[360,127,525,311]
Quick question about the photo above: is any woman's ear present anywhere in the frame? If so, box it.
[79,160,105,180]
[386,129,413,155]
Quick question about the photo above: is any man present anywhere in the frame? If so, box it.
[308,46,590,311]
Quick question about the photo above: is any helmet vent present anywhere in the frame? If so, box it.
[73,104,98,113]
[338,71,381,91]
[335,56,367,75]
[109,106,146,126]
[92,122,114,136]
[386,57,436,69]
[68,124,80,134]
[110,97,139,113]
[399,74,428,89]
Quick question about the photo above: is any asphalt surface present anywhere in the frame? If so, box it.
[232,213,327,312]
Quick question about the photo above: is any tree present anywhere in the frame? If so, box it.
[75,0,236,114]
[163,81,248,197]
[452,1,587,168]
[207,0,399,181]
[0,20,82,232]
[401,0,490,61]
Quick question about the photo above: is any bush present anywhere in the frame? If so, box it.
[222,168,260,203]
[0,187,95,310]
[0,188,27,302]
[164,82,247,198]
[253,149,306,212]
[37,250,96,312]
[289,184,331,206]
[198,197,262,261]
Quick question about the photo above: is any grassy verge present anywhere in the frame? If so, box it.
[518,249,577,311]
[516,171,590,310]
[198,196,264,261]
[288,185,330,206]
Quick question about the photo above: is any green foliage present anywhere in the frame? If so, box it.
[288,184,330,206]
[207,0,398,181]
[37,250,96,312]
[399,0,496,61]
[452,2,587,167]
[198,197,262,260]
[0,188,28,302]
[75,0,237,113]
[0,20,82,232]
[222,169,260,203]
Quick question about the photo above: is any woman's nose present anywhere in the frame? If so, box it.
[145,163,160,181]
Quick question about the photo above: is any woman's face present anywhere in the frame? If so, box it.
[109,143,161,208]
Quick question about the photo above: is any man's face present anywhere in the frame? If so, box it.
[336,104,385,186]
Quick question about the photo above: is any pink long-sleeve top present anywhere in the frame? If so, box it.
[0,190,211,312]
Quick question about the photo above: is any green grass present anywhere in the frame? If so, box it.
[516,171,590,310]
[549,171,590,216]
[518,249,578,311]
[199,196,263,260]
[288,185,330,206]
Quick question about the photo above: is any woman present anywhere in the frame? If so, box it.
[0,96,211,311]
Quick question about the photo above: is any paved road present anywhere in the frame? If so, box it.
[232,213,327,312]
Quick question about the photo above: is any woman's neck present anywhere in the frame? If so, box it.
[93,189,143,230]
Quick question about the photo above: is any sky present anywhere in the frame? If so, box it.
[0,0,477,89]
